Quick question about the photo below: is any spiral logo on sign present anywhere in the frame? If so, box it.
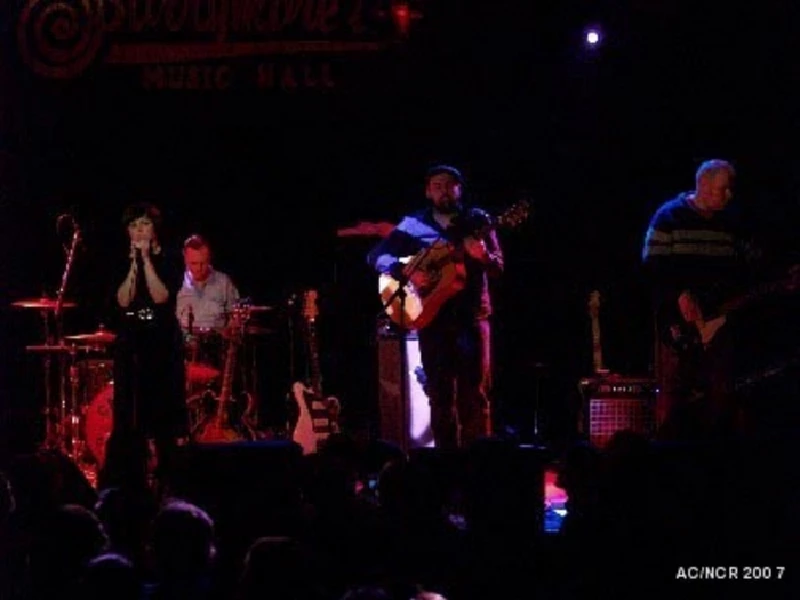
[17,0,106,79]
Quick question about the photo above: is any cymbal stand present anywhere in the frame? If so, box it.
[67,344,83,462]
[40,309,59,449]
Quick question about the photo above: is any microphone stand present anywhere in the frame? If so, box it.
[53,216,81,456]
[376,225,455,451]
[378,248,433,453]
[55,218,81,337]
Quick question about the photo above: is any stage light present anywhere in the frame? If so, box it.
[392,1,411,36]
[585,29,601,46]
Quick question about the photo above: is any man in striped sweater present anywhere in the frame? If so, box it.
[642,159,753,439]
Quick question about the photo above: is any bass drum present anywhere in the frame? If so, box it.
[85,382,114,469]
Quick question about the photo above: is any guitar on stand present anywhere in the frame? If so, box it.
[291,289,341,455]
[378,200,531,330]
[194,303,255,442]
[580,289,659,446]
[587,290,609,376]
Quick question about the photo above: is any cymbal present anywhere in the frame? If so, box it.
[12,297,77,310]
[247,305,274,312]
[227,305,274,314]
[26,344,98,353]
[64,329,117,345]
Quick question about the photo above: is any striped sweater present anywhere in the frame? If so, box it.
[642,192,750,334]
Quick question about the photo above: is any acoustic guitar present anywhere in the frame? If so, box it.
[378,200,530,330]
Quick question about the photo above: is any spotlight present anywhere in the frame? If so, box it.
[584,27,602,47]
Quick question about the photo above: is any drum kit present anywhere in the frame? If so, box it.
[12,294,276,479]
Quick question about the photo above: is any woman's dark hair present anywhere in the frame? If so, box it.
[121,203,163,230]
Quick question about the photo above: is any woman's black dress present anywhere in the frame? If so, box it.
[111,248,187,443]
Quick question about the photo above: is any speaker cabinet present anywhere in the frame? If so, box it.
[376,326,433,452]
[581,376,656,448]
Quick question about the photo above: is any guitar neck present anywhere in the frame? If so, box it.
[473,219,503,239]
[465,206,524,239]
[307,321,323,397]
[720,280,783,314]
[590,315,604,372]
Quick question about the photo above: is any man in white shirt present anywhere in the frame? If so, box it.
[176,234,240,332]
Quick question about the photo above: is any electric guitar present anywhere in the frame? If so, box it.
[378,200,531,330]
[291,289,341,455]
[193,304,255,442]
[587,290,609,375]
[675,266,800,349]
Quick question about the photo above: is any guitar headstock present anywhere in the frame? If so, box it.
[496,199,531,230]
[588,290,601,318]
[302,289,319,323]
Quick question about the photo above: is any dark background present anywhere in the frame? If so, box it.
[2,0,799,446]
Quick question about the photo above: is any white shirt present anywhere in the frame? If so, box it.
[176,268,240,331]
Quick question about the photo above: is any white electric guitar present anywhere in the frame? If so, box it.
[291,289,341,455]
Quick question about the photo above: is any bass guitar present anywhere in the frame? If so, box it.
[378,200,530,330]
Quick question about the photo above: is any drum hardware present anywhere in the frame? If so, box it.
[244,325,275,336]
[24,340,97,462]
[245,305,274,313]
[223,300,274,317]
[15,213,84,455]
[52,215,82,448]
[63,325,116,346]
[26,343,100,353]
[11,297,78,310]
[186,362,221,384]
[16,286,280,465]
[13,296,78,450]
[67,355,82,461]
[184,328,223,388]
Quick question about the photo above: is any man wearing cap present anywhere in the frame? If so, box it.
[367,165,504,449]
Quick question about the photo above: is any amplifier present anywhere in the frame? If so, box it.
[376,323,434,451]
[579,375,657,448]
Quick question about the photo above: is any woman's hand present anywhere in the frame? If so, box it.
[132,238,152,260]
